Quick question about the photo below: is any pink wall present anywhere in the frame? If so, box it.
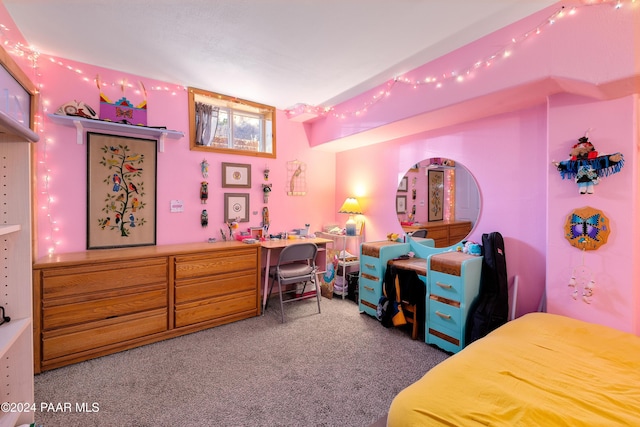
[309,2,637,148]
[2,2,638,331]
[21,56,336,259]
[323,2,639,331]
[336,106,548,316]
[546,94,638,332]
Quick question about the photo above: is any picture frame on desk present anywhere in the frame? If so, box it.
[86,132,157,249]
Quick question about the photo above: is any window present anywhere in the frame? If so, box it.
[188,87,276,158]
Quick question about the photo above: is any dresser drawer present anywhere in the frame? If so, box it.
[43,284,167,330]
[429,271,463,301]
[426,227,448,240]
[428,298,462,337]
[175,248,257,279]
[449,222,472,242]
[175,290,257,327]
[42,258,168,299]
[42,308,167,361]
[175,271,256,304]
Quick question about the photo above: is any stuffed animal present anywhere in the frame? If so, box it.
[462,241,482,256]
[554,136,624,194]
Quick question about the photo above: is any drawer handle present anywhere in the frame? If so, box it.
[364,263,376,270]
[435,281,452,289]
[364,286,374,292]
[435,311,451,320]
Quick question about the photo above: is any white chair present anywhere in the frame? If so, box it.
[267,242,320,322]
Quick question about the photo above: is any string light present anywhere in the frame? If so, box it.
[0,1,634,252]
[286,0,635,120]
[0,22,185,255]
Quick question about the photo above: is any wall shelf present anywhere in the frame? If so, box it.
[47,114,184,152]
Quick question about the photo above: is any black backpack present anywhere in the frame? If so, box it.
[467,232,509,343]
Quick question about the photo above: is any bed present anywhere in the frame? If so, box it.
[387,312,640,426]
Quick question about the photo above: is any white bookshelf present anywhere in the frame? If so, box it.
[0,47,38,425]
[0,134,36,427]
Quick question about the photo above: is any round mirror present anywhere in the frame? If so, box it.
[396,158,480,247]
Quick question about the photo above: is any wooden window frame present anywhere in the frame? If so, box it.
[188,87,276,158]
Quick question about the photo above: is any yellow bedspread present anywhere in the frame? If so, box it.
[387,313,640,426]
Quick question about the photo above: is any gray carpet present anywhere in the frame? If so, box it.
[34,296,449,427]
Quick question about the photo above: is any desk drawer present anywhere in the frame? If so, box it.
[428,298,462,336]
[360,255,381,279]
[429,271,463,301]
[359,276,381,316]
[427,329,461,353]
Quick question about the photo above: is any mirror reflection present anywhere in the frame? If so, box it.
[396,158,480,247]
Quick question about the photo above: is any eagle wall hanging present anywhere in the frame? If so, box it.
[553,134,624,194]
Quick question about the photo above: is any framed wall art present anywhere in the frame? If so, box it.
[428,169,444,222]
[222,162,251,188]
[224,193,250,222]
[87,132,157,249]
[396,195,407,214]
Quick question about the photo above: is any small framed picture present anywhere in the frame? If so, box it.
[396,195,407,214]
[224,193,250,222]
[398,176,408,192]
[222,162,251,188]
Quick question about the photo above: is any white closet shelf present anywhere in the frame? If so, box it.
[47,114,184,152]
[0,224,21,236]
[0,318,30,356]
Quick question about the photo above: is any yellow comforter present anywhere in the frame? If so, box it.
[387,313,640,426]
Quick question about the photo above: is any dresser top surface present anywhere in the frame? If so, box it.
[34,240,259,268]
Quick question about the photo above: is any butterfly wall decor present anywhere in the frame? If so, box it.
[563,206,610,250]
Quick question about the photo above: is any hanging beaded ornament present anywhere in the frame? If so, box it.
[568,260,596,304]
[564,206,610,251]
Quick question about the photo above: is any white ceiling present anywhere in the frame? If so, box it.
[4,0,558,110]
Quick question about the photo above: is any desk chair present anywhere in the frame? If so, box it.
[267,242,320,322]
[401,299,419,340]
[410,229,427,238]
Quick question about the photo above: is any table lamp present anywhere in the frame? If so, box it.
[338,197,362,236]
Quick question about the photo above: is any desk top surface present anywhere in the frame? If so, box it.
[260,237,332,249]
[389,257,428,276]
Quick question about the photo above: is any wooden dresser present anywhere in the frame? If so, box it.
[33,241,260,372]
[402,220,472,247]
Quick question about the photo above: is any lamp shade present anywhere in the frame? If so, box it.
[339,197,362,236]
[338,197,363,215]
